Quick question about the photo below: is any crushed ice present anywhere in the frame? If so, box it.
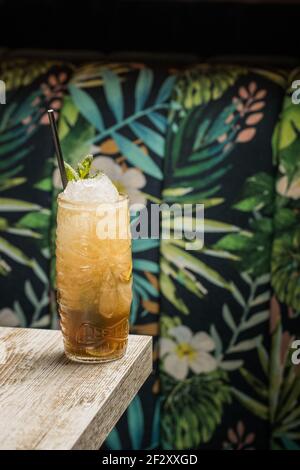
[62,175,119,203]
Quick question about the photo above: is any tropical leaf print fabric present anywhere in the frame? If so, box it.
[51,62,176,450]
[1,57,300,451]
[0,59,73,328]
[159,65,289,450]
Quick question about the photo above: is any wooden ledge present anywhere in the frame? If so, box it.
[0,327,152,450]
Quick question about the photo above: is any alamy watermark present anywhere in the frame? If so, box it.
[96,203,205,251]
[284,84,300,365]
[291,340,300,365]
[0,80,5,104]
[291,80,300,104]
[0,341,7,364]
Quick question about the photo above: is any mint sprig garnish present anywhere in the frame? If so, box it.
[64,162,79,181]
[64,154,101,182]
[77,154,93,179]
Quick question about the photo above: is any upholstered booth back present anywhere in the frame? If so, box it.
[0,57,299,450]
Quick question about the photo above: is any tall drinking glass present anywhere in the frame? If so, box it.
[56,193,132,363]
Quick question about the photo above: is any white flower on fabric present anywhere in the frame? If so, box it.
[160,325,217,381]
[0,308,20,327]
[92,156,146,206]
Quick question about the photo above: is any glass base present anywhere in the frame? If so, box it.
[64,348,126,364]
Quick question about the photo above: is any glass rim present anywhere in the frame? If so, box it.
[57,191,129,208]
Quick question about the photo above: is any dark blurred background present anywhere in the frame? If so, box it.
[0,0,299,58]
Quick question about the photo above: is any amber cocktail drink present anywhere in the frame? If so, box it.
[56,187,132,363]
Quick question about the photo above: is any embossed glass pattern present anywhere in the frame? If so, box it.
[56,194,132,363]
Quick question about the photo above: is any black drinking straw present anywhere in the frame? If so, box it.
[48,109,68,189]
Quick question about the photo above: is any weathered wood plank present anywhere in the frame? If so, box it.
[0,327,152,450]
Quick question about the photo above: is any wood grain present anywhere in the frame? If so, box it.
[0,327,152,450]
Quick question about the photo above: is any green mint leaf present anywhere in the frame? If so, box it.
[76,154,93,179]
[64,162,79,181]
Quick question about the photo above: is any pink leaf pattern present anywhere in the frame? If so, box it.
[233,82,267,145]
[236,128,256,143]
[223,421,256,450]
[245,113,264,125]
